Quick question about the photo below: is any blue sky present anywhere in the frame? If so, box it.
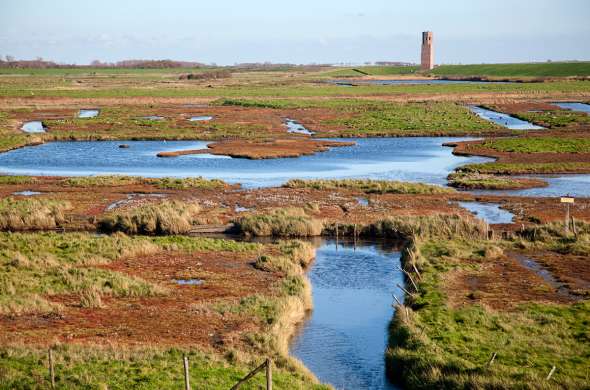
[1,0,589,65]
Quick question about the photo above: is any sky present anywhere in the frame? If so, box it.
[1,0,589,65]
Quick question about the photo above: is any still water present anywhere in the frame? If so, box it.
[291,239,404,390]
[468,105,544,130]
[0,137,488,188]
[458,201,514,224]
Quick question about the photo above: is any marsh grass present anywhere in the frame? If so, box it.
[447,172,547,190]
[0,198,71,231]
[98,200,202,235]
[285,178,455,194]
[457,161,590,175]
[478,137,590,153]
[0,175,38,185]
[62,175,226,189]
[236,208,323,237]
[385,217,590,389]
[0,346,328,389]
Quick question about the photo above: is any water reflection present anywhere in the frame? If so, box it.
[291,239,404,390]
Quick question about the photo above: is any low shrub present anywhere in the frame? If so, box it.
[0,198,71,230]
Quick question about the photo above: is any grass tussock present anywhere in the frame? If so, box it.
[98,200,202,235]
[284,179,455,194]
[0,198,71,231]
[235,208,323,237]
[255,240,315,274]
[457,161,590,175]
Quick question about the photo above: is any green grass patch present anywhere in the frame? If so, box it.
[386,218,590,388]
[458,161,590,175]
[431,62,590,77]
[0,346,327,389]
[284,179,455,194]
[62,175,227,190]
[447,172,547,190]
[478,137,590,153]
[512,110,590,128]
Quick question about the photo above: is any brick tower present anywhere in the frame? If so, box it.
[421,31,434,70]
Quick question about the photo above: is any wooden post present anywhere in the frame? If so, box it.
[48,348,55,389]
[571,216,577,236]
[353,223,357,250]
[397,266,419,292]
[396,283,414,297]
[266,358,272,390]
[546,365,556,381]
[335,222,339,251]
[183,355,190,390]
[412,262,422,280]
[392,294,402,306]
[487,352,497,366]
[565,203,570,234]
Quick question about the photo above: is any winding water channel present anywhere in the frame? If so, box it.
[291,239,404,390]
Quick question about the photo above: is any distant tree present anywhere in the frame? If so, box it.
[6,55,15,62]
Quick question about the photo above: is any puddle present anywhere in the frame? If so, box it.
[189,116,213,121]
[21,121,46,133]
[106,193,166,211]
[78,109,100,118]
[291,239,404,390]
[175,279,204,286]
[552,102,590,114]
[458,202,514,224]
[12,190,42,196]
[234,204,250,213]
[284,118,315,135]
[468,105,544,130]
[140,116,165,121]
[512,254,575,298]
[356,197,369,206]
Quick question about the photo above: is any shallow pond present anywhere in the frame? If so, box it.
[140,116,165,121]
[0,137,488,188]
[21,121,46,133]
[189,115,213,121]
[12,190,42,196]
[473,174,590,198]
[468,105,544,130]
[290,239,404,390]
[552,102,590,114]
[78,109,100,118]
[458,201,514,224]
[284,118,315,135]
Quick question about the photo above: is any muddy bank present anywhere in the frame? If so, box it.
[157,138,356,159]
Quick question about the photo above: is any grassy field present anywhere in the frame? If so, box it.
[383,216,590,388]
[0,232,326,389]
[457,161,590,175]
[430,62,590,78]
[477,137,590,153]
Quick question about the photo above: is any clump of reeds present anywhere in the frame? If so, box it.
[63,175,227,190]
[255,240,316,274]
[98,200,202,235]
[235,208,323,237]
[284,178,455,194]
[0,198,71,231]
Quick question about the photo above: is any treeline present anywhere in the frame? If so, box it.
[0,57,205,69]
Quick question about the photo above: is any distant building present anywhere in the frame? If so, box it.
[421,31,434,70]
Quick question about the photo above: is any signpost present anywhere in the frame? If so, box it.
[561,196,574,233]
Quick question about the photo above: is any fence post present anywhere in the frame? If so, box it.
[183,355,190,390]
[335,222,339,251]
[546,365,556,381]
[48,348,55,389]
[266,358,272,390]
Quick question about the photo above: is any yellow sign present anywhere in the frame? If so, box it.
[561,197,575,204]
